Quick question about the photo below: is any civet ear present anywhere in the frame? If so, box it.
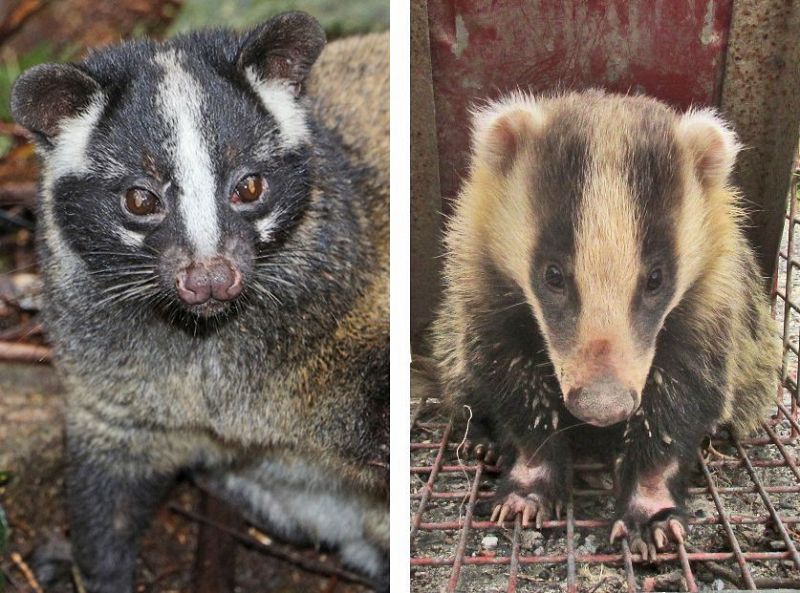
[11,63,102,142]
[238,11,326,96]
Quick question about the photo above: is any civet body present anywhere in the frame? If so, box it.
[12,13,388,592]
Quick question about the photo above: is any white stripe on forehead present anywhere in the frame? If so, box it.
[155,50,219,258]
[574,112,641,334]
[245,67,309,150]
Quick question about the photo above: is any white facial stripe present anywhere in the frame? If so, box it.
[48,95,106,181]
[114,226,145,248]
[245,67,309,150]
[575,118,641,337]
[155,51,219,258]
[255,210,282,243]
[565,111,653,394]
[39,96,106,277]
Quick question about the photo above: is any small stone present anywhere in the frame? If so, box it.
[713,578,725,591]
[534,546,545,556]
[481,535,498,550]
[583,533,599,554]
[521,530,544,549]
[769,540,787,551]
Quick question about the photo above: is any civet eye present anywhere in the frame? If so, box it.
[646,268,663,292]
[232,174,268,205]
[124,187,162,216]
[544,264,565,291]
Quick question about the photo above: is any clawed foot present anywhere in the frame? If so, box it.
[457,438,498,464]
[610,511,687,562]
[485,491,561,528]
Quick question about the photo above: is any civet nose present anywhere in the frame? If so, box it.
[176,258,243,305]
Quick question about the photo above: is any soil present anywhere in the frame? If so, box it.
[410,400,800,593]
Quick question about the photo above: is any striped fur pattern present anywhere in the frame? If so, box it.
[433,90,778,556]
[12,13,388,591]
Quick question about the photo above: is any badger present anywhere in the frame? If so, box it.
[433,90,778,559]
[11,12,388,592]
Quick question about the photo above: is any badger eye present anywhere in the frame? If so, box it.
[544,264,565,291]
[646,268,664,292]
[232,174,268,205]
[124,188,162,216]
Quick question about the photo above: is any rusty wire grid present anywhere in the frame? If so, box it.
[410,167,800,593]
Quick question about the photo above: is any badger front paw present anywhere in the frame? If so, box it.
[610,508,687,562]
[477,452,564,528]
[457,437,498,464]
[486,489,561,528]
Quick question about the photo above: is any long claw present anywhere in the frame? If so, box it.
[610,520,627,544]
[490,504,501,523]
[667,518,685,544]
[538,504,551,529]
[498,504,510,525]
[653,528,667,550]
[555,501,563,520]
[522,504,532,527]
[647,542,658,562]
[631,538,649,561]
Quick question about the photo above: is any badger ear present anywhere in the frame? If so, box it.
[238,11,326,95]
[677,108,740,188]
[11,63,101,142]
[471,98,543,173]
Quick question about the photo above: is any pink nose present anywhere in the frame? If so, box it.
[176,258,242,305]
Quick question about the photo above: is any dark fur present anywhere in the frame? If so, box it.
[13,13,388,592]
[434,91,777,552]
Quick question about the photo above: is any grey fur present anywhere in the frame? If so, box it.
[11,13,388,592]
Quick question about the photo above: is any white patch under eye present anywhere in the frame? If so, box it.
[47,94,106,181]
[155,50,219,258]
[114,226,145,248]
[245,67,309,150]
[256,210,283,243]
[39,98,106,279]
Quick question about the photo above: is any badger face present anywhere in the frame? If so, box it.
[11,12,326,320]
[468,92,739,427]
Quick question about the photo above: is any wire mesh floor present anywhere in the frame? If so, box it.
[410,172,800,592]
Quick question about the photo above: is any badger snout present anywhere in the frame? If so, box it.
[565,375,637,427]
[176,257,243,305]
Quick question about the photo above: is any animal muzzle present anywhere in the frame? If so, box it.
[176,257,243,305]
[565,374,637,427]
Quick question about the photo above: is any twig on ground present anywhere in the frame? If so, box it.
[0,0,46,45]
[10,552,43,593]
[168,503,372,588]
[0,183,37,208]
[0,341,51,363]
[0,320,42,342]
[697,556,800,589]
[71,564,88,593]
[586,576,611,593]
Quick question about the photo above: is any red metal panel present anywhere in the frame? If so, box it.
[427,0,734,202]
